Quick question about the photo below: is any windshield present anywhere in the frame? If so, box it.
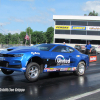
[34,44,55,51]
[75,45,79,48]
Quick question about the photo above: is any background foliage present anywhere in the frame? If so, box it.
[0,26,54,45]
[84,10,98,16]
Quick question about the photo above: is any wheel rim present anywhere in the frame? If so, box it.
[79,64,85,75]
[28,66,38,78]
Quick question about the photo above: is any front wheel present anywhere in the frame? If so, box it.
[1,69,14,75]
[24,62,40,82]
[74,61,85,76]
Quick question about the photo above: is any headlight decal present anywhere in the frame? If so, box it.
[13,54,24,57]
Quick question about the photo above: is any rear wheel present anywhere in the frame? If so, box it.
[1,69,14,75]
[74,61,85,76]
[24,62,40,82]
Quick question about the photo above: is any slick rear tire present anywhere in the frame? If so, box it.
[24,62,40,82]
[74,61,85,76]
[1,69,14,75]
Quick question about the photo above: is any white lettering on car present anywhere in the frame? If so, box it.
[31,52,40,55]
[55,55,70,64]
[56,58,70,64]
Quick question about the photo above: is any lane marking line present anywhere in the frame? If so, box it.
[64,88,100,100]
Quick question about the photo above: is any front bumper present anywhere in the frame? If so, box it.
[0,56,26,72]
[0,61,22,68]
[0,66,26,72]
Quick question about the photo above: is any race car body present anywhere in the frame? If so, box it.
[0,44,89,82]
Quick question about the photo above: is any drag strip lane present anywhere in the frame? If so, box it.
[64,88,100,100]
[0,63,100,100]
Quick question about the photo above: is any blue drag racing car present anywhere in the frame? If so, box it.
[0,44,89,82]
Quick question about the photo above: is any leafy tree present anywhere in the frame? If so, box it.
[0,33,4,44]
[5,34,9,44]
[31,31,45,44]
[42,32,47,43]
[0,26,54,45]
[12,33,20,44]
[88,10,98,16]
[26,27,33,34]
[84,10,98,16]
[45,27,54,43]
[8,33,12,44]
[84,14,87,16]
[15,33,20,44]
[1,35,5,44]
[19,31,26,44]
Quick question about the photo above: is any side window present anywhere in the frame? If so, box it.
[65,47,70,53]
[52,46,66,52]
[52,46,74,53]
[65,47,74,53]
[69,47,74,53]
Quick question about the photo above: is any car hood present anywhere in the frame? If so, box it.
[7,46,29,50]
[0,46,40,54]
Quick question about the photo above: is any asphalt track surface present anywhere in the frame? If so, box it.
[0,54,100,100]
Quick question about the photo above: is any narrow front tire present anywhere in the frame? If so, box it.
[24,62,40,82]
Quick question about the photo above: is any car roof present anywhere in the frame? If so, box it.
[40,43,72,47]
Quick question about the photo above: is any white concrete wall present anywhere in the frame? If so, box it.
[54,43,99,48]
[54,34,100,40]
[53,15,100,21]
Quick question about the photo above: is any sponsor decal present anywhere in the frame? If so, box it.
[76,55,80,57]
[72,26,86,30]
[50,68,57,71]
[89,56,97,62]
[72,67,76,71]
[44,68,49,72]
[44,67,76,72]
[65,68,68,71]
[55,25,70,30]
[55,55,70,65]
[68,68,71,71]
[60,68,65,71]
[44,64,47,68]
[31,52,40,55]
[87,26,100,31]
[44,68,57,72]
[44,69,47,72]
[56,68,60,71]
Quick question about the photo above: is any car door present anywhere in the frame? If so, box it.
[48,46,75,68]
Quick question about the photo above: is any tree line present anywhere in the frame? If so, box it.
[84,10,98,16]
[0,26,54,45]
